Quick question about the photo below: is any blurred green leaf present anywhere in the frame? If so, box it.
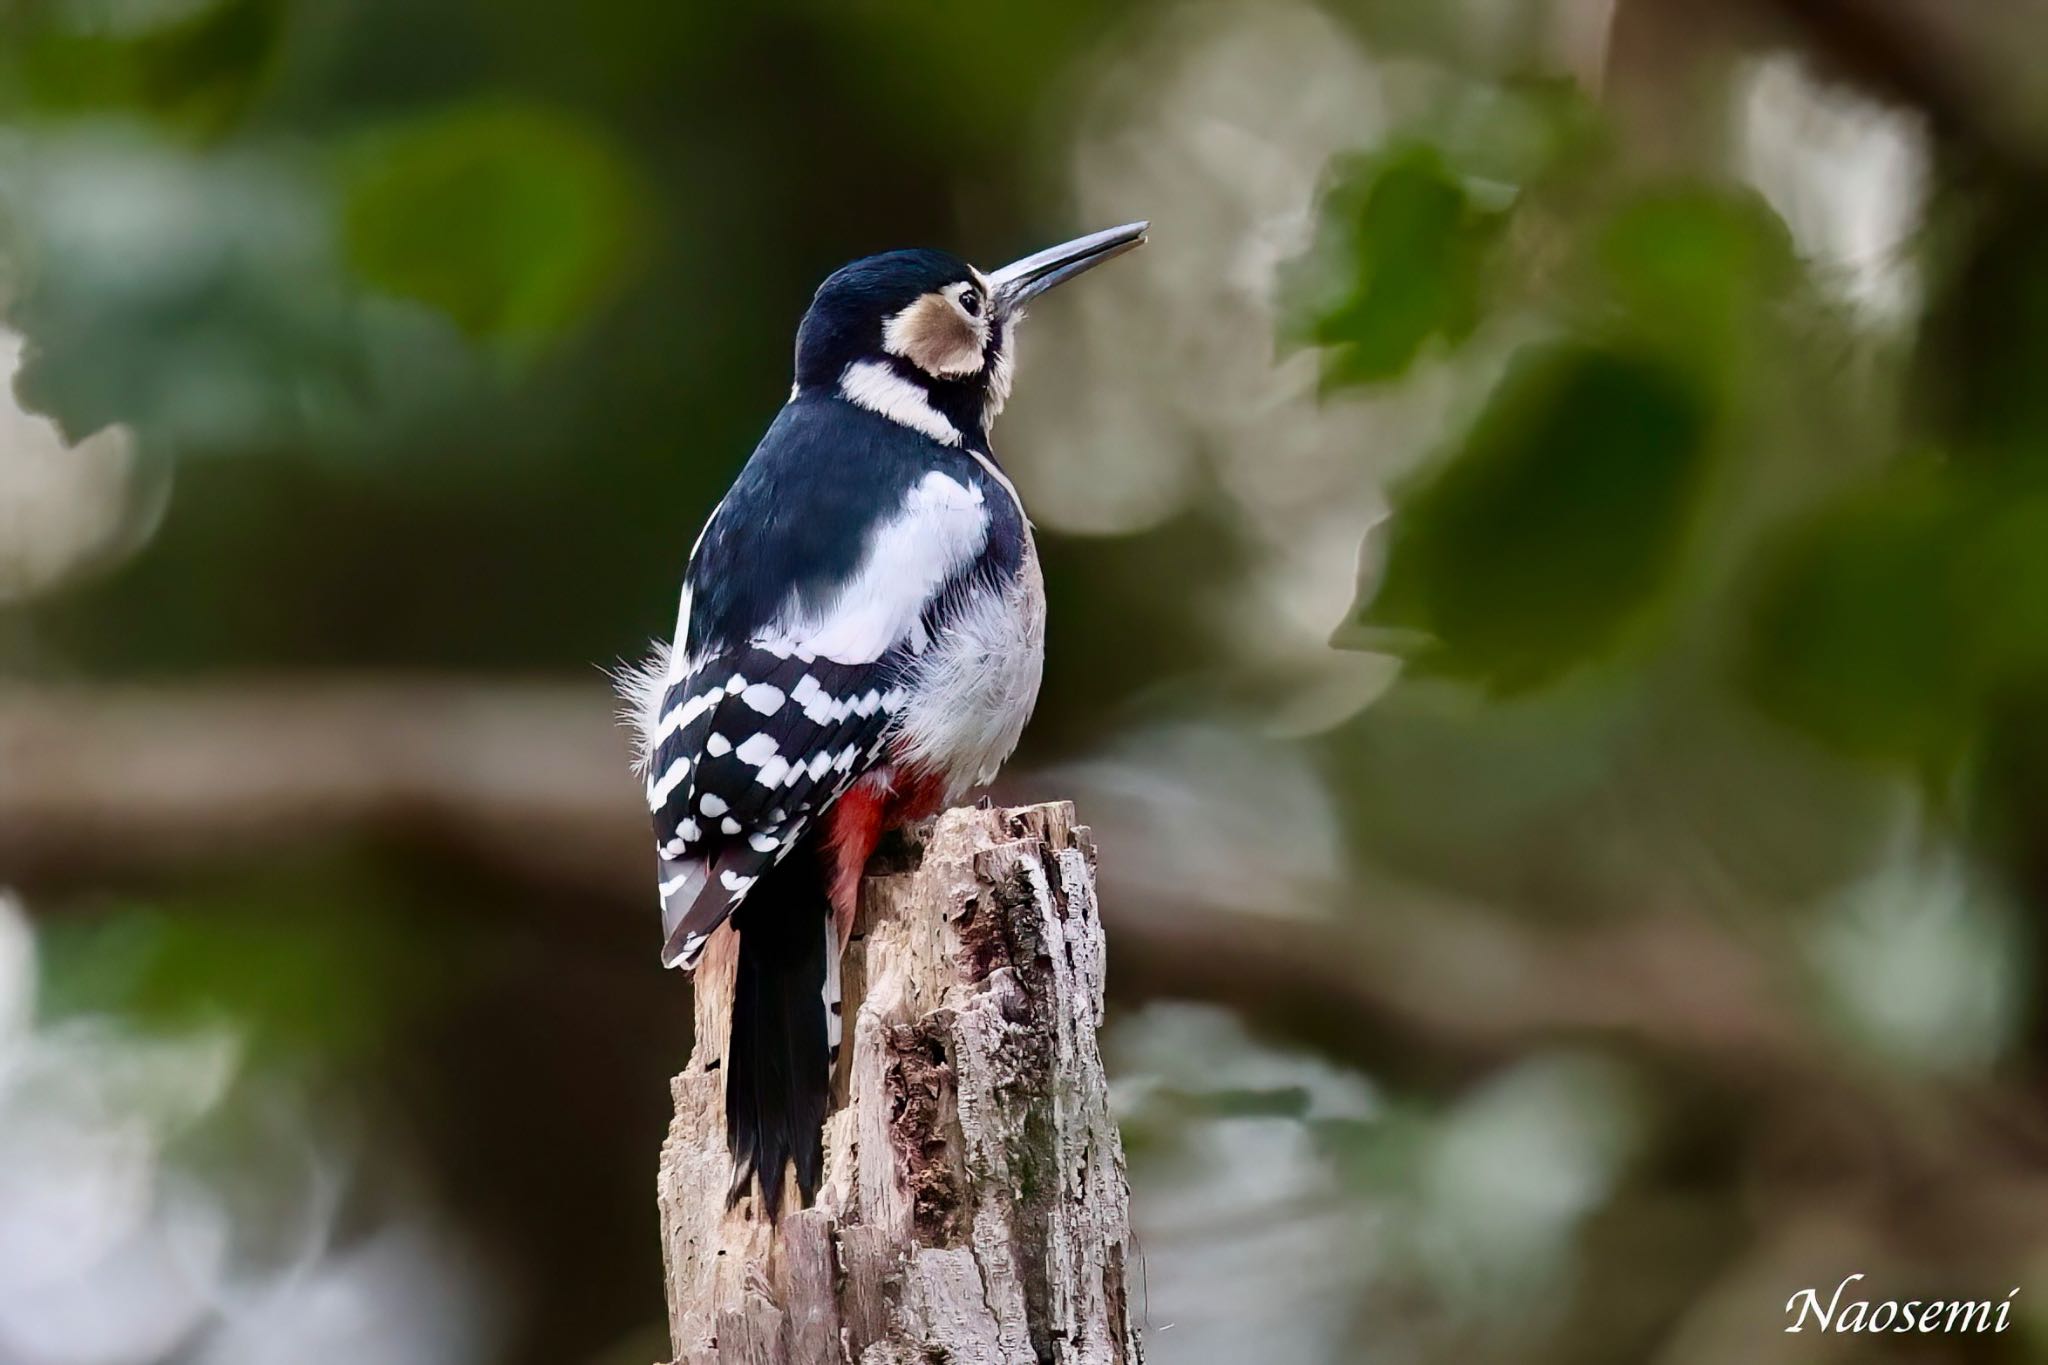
[0,130,380,449]
[1429,75,1605,192]
[1915,190,2048,468]
[0,0,284,134]
[1341,342,1713,691]
[1592,187,1797,389]
[1748,477,2048,767]
[341,101,646,345]
[1959,492,2048,681]
[1285,144,1504,386]
[1744,474,1975,765]
[37,871,432,1063]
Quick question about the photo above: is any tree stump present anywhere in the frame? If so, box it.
[657,801,1143,1365]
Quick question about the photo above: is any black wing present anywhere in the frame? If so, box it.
[646,642,909,967]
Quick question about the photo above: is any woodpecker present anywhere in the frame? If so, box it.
[620,222,1147,1215]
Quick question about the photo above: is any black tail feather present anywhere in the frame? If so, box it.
[724,847,831,1217]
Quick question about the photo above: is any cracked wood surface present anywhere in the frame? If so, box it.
[657,802,1143,1365]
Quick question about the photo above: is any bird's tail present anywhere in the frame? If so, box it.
[724,846,838,1217]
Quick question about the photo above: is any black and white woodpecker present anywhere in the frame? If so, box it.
[620,222,1147,1215]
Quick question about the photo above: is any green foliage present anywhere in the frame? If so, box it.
[37,867,434,1064]
[1431,77,1604,191]
[1915,191,2048,466]
[1743,475,1977,765]
[1590,186,1797,390]
[1346,342,1712,691]
[1284,81,1603,389]
[1286,144,1504,386]
[1309,160,1804,693]
[1747,476,2048,768]
[0,94,649,449]
[0,130,372,448]
[340,101,648,345]
[0,0,287,134]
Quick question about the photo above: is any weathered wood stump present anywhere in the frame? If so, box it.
[657,801,1143,1365]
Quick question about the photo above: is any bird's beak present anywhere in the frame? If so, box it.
[989,221,1148,311]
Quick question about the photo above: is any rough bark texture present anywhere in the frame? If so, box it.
[657,801,1142,1365]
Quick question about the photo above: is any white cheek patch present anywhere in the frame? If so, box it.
[839,360,961,446]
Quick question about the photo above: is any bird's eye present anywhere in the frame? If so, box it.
[959,288,981,317]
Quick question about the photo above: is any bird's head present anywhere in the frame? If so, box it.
[793,222,1147,448]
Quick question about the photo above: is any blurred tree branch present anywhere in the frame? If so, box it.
[0,679,642,900]
[1755,0,2048,164]
[1613,0,2048,170]
[1597,0,2048,187]
[17,679,2048,1257]
[0,680,1838,1096]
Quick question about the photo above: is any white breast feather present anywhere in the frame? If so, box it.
[894,541,1046,802]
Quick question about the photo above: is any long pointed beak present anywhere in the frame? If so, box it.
[989,221,1148,310]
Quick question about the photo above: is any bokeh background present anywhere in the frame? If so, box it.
[4,0,2046,1360]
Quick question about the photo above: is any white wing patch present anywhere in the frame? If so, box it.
[771,469,989,665]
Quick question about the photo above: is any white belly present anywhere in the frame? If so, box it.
[892,546,1046,802]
